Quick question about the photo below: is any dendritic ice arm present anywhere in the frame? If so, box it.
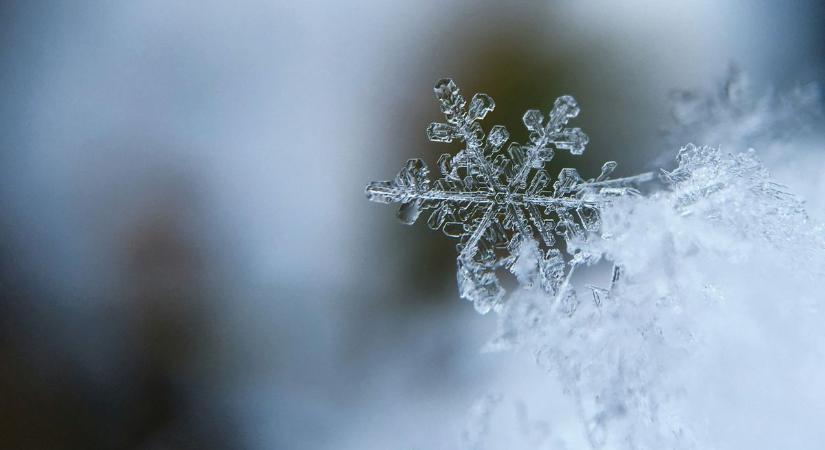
[366,79,652,314]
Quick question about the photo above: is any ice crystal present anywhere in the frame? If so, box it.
[660,144,824,270]
[366,79,652,313]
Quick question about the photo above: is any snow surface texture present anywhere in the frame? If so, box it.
[366,77,825,449]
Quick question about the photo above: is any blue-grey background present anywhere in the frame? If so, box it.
[1,1,823,449]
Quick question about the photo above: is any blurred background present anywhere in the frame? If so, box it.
[1,1,823,449]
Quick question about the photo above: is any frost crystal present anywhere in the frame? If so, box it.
[366,79,652,313]
[660,144,823,268]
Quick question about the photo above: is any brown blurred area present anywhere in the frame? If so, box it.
[0,171,238,449]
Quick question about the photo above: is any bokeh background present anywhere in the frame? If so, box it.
[1,1,823,449]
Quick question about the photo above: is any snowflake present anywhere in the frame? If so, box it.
[366,79,652,313]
